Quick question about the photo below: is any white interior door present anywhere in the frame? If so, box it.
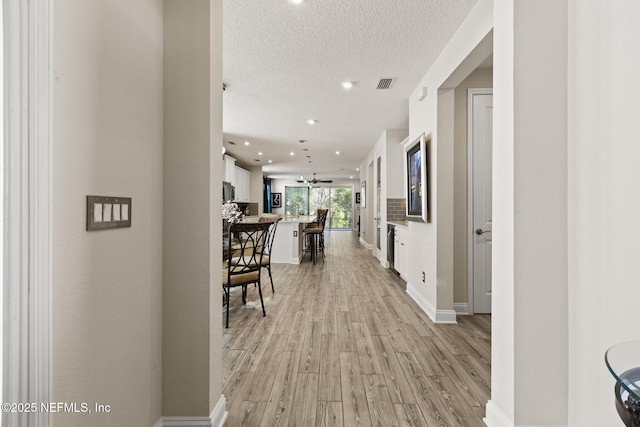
[470,89,493,313]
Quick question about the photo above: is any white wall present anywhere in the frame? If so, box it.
[405,0,493,318]
[385,129,408,199]
[52,0,164,425]
[567,0,640,425]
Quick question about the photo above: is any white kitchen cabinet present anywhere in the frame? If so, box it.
[234,166,251,202]
[394,225,409,280]
[224,155,237,185]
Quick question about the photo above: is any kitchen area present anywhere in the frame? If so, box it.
[222,153,322,264]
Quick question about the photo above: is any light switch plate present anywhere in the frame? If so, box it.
[87,195,132,231]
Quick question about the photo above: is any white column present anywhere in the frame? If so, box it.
[488,0,569,425]
[3,1,52,426]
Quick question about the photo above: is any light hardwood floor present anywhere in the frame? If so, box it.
[223,230,491,426]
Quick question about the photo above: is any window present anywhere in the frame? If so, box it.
[284,186,309,215]
[284,186,353,229]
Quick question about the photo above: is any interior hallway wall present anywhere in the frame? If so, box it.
[406,0,493,319]
[52,0,164,425]
[208,0,224,413]
[567,0,640,425]
[163,0,224,417]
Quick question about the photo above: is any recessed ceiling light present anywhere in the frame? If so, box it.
[300,175,304,180]
[341,81,354,89]
[335,151,340,155]
[258,152,263,156]
[307,119,317,125]
[350,176,354,179]
[289,152,295,156]
[356,167,360,171]
[290,0,304,3]
[244,141,250,146]
[268,160,273,163]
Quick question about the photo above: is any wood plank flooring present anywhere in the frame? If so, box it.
[223,231,490,426]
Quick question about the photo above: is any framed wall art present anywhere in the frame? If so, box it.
[271,192,282,208]
[405,133,428,222]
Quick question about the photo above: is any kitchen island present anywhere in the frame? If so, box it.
[269,215,316,264]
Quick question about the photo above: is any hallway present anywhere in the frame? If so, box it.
[222,231,490,426]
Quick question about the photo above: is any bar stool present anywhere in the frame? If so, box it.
[303,209,328,264]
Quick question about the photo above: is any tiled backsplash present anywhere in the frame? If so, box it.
[387,198,407,221]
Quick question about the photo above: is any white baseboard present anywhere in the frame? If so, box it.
[454,302,470,315]
[154,417,212,427]
[359,237,373,250]
[210,395,228,427]
[406,283,457,324]
[483,400,511,427]
[153,395,227,427]
[483,400,567,427]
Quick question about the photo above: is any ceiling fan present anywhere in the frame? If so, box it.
[296,173,333,184]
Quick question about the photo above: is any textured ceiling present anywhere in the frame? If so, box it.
[223,0,478,181]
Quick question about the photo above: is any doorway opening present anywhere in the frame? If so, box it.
[468,89,493,314]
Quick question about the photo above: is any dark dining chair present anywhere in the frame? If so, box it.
[222,221,271,328]
[303,208,328,264]
[258,215,282,292]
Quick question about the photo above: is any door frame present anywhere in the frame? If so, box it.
[467,88,493,314]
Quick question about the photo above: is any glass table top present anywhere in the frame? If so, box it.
[606,340,640,403]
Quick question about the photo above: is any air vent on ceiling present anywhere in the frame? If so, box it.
[227,141,236,145]
[376,78,394,90]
